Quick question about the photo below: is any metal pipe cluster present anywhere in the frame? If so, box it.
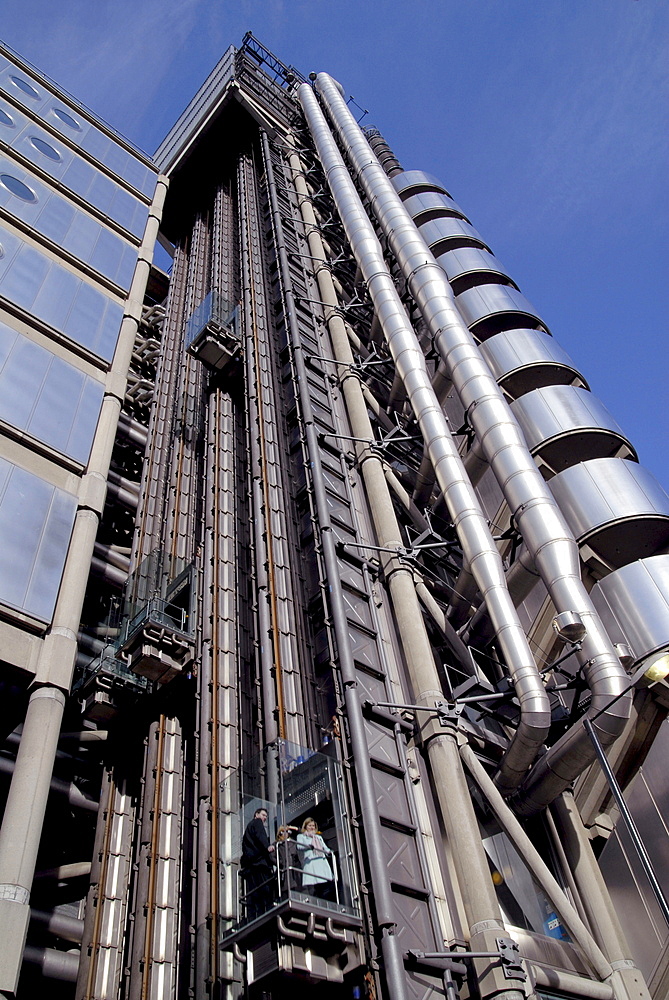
[307,73,632,814]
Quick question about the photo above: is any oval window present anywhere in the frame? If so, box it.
[0,174,38,203]
[0,108,14,128]
[52,107,81,131]
[10,75,40,99]
[30,136,61,161]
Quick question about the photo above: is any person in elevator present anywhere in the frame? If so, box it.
[240,807,275,918]
[296,816,335,900]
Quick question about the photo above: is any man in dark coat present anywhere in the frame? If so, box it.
[240,807,275,918]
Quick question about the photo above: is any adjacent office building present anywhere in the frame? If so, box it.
[0,32,668,1000]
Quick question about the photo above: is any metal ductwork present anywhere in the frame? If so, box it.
[435,246,515,293]
[313,70,632,814]
[509,386,637,475]
[401,191,469,225]
[453,284,547,340]
[413,215,490,256]
[299,81,550,795]
[391,169,451,200]
[590,555,669,679]
[548,458,669,573]
[478,328,587,398]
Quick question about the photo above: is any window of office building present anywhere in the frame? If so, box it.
[0,321,104,463]
[0,224,124,361]
[0,457,77,621]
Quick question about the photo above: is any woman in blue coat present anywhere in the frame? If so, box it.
[296,817,335,900]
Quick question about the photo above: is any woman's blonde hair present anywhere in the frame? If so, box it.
[301,816,318,833]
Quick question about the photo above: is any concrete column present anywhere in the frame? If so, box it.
[554,793,651,1000]
[0,687,65,994]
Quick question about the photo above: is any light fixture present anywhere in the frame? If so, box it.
[552,611,587,644]
[643,651,669,684]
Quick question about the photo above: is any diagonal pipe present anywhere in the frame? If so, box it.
[313,72,631,815]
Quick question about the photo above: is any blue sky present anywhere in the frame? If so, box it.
[2,0,667,484]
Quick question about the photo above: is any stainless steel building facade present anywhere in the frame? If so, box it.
[0,32,668,1000]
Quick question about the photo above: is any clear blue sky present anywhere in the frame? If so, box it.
[2,1,667,485]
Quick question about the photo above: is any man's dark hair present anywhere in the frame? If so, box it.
[254,808,267,818]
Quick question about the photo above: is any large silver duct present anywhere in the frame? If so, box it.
[298,83,550,795]
[313,72,632,814]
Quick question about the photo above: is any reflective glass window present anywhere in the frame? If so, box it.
[0,322,104,464]
[0,107,14,128]
[10,75,40,99]
[0,173,37,202]
[52,107,81,131]
[36,195,76,244]
[62,156,96,199]
[0,156,137,289]
[30,136,61,161]
[0,457,77,621]
[0,223,123,361]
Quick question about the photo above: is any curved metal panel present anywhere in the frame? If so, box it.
[435,246,513,287]
[591,555,669,666]
[402,191,467,225]
[510,385,636,473]
[390,169,450,200]
[454,284,547,339]
[479,329,586,398]
[417,216,489,254]
[549,458,669,569]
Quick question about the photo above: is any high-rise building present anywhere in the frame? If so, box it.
[0,31,668,1000]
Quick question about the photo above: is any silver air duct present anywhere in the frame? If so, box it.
[298,83,550,795]
[313,72,631,814]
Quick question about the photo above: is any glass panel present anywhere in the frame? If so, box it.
[33,263,79,330]
[0,240,50,308]
[87,172,116,215]
[62,157,96,200]
[222,740,358,934]
[36,195,77,244]
[0,332,50,429]
[67,375,104,463]
[0,173,37,203]
[29,355,84,454]
[0,224,122,361]
[0,459,76,621]
[0,320,104,462]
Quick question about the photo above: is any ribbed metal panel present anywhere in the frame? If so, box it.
[548,458,669,570]
[479,328,586,398]
[390,169,450,200]
[590,555,669,667]
[510,385,636,473]
[454,284,547,339]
